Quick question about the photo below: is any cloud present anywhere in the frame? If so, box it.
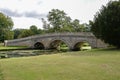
[0,8,22,17]
[0,8,46,18]
[18,0,22,1]
[37,1,43,5]
[24,11,46,18]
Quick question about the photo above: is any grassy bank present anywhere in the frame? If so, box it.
[0,46,28,51]
[0,49,120,80]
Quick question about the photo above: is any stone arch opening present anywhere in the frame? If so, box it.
[34,42,45,49]
[73,41,91,51]
[49,40,69,51]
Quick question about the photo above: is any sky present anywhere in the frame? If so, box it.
[0,0,111,29]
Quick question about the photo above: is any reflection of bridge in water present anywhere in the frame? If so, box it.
[4,32,107,51]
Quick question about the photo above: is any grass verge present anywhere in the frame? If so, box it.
[0,49,120,80]
[0,46,28,51]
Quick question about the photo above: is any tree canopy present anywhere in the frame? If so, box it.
[13,26,44,39]
[42,9,90,33]
[91,1,120,48]
[47,9,72,32]
[0,12,14,42]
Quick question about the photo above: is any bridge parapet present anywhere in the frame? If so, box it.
[32,32,94,37]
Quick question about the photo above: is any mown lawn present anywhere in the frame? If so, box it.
[0,49,120,80]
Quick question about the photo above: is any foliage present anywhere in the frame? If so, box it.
[30,25,39,35]
[13,29,23,39]
[18,29,34,38]
[91,1,120,48]
[41,18,50,31]
[13,29,31,39]
[71,19,81,32]
[0,29,14,42]
[0,12,14,42]
[47,9,72,32]
[13,26,44,39]
[42,9,90,33]
[71,19,90,32]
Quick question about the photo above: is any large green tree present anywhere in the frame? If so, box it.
[0,12,14,42]
[42,9,90,33]
[47,9,73,32]
[91,1,120,48]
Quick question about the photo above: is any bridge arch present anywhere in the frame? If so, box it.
[48,39,70,50]
[73,40,92,51]
[34,42,45,49]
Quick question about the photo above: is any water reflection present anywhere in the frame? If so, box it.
[0,50,67,58]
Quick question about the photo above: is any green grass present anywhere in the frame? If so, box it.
[0,46,28,51]
[0,49,120,80]
[0,43,28,51]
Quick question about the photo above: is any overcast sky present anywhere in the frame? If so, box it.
[0,0,111,29]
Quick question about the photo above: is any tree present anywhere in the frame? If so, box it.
[0,12,14,42]
[18,29,34,38]
[71,19,90,32]
[13,29,22,39]
[42,9,89,33]
[81,23,91,32]
[41,18,51,33]
[47,9,72,32]
[91,1,120,48]
[71,19,81,32]
[4,30,14,40]
[30,25,39,35]
[41,18,50,30]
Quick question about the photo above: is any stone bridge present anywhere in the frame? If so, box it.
[4,32,107,50]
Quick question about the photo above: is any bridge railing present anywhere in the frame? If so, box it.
[30,32,94,38]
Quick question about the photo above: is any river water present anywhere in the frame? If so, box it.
[0,50,59,58]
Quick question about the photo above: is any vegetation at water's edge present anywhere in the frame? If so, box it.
[0,46,28,51]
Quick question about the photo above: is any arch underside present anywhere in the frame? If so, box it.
[34,42,45,49]
[73,41,92,51]
[49,40,69,51]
